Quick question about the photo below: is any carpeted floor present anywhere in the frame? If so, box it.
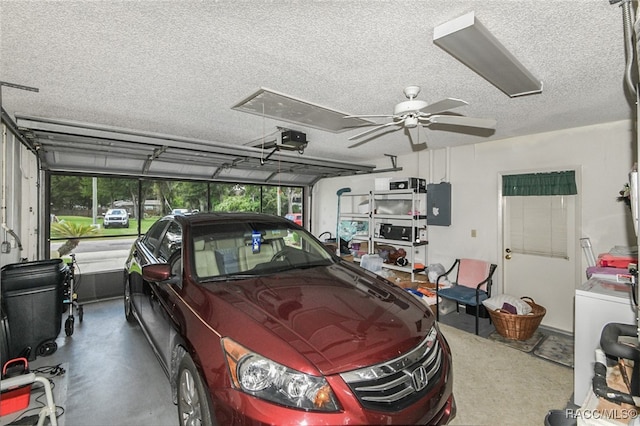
[440,309,575,369]
[440,323,574,426]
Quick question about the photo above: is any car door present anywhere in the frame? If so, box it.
[144,220,183,368]
[129,219,170,324]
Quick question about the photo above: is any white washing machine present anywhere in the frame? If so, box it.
[574,277,637,405]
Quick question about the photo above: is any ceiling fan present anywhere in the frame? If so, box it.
[344,86,497,145]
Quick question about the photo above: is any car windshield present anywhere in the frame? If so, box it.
[108,209,125,215]
[191,220,334,280]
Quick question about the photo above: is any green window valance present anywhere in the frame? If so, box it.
[503,170,577,196]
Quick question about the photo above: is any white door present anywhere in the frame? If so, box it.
[502,193,577,333]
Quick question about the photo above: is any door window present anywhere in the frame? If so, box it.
[507,195,569,259]
[158,221,182,262]
[142,219,170,254]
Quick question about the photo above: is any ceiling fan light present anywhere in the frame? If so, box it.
[394,100,428,115]
[405,116,419,128]
[433,11,542,98]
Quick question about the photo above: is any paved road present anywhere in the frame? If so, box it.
[51,238,136,253]
[51,238,136,274]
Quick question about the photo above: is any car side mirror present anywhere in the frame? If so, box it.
[142,263,172,282]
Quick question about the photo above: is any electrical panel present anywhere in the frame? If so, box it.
[427,182,451,226]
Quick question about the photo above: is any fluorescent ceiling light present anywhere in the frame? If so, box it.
[434,11,542,97]
[232,88,373,132]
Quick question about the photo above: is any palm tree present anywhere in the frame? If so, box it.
[51,221,100,257]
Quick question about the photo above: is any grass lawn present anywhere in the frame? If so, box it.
[54,215,161,239]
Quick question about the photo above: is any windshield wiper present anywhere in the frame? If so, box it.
[293,260,332,270]
[200,273,258,282]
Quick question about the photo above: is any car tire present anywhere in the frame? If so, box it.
[124,277,135,323]
[178,354,216,426]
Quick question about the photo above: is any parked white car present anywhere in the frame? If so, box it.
[171,208,189,215]
[103,209,129,228]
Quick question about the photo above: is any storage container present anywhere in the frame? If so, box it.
[1,259,67,360]
[597,253,637,269]
[0,358,31,416]
[360,254,383,274]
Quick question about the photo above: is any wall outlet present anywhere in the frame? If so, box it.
[471,229,477,238]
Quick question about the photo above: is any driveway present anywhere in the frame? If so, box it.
[51,238,136,274]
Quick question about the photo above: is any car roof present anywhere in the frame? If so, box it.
[170,211,287,225]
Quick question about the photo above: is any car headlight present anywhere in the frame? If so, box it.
[222,338,340,412]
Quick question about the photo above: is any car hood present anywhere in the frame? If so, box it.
[202,263,434,375]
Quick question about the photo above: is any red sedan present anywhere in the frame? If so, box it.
[124,212,455,425]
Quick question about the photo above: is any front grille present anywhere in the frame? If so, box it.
[340,327,444,411]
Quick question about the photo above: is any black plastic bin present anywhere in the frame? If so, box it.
[544,409,577,426]
[1,259,67,360]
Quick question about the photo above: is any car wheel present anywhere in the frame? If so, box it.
[124,277,135,323]
[178,354,216,426]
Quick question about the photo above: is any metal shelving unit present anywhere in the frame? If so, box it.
[337,192,372,262]
[337,189,429,280]
[370,189,428,280]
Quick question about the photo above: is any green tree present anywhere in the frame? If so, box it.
[213,193,260,212]
[175,181,208,211]
[97,178,136,206]
[50,175,92,210]
[153,181,179,214]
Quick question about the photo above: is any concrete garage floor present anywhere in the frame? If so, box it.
[5,298,573,426]
[18,298,178,426]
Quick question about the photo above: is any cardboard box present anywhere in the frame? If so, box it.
[375,177,392,191]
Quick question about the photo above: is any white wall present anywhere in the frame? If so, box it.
[4,118,636,289]
[1,124,40,265]
[313,120,635,294]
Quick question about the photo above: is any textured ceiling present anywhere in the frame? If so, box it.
[0,0,635,169]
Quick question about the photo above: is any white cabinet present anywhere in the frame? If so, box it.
[573,278,637,405]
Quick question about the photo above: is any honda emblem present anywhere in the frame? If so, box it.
[411,366,429,391]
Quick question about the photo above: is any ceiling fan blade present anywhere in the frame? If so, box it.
[409,133,427,151]
[427,115,497,129]
[343,114,395,119]
[416,126,431,151]
[348,138,373,149]
[405,127,428,152]
[419,98,468,115]
[348,120,403,140]
[411,142,428,152]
